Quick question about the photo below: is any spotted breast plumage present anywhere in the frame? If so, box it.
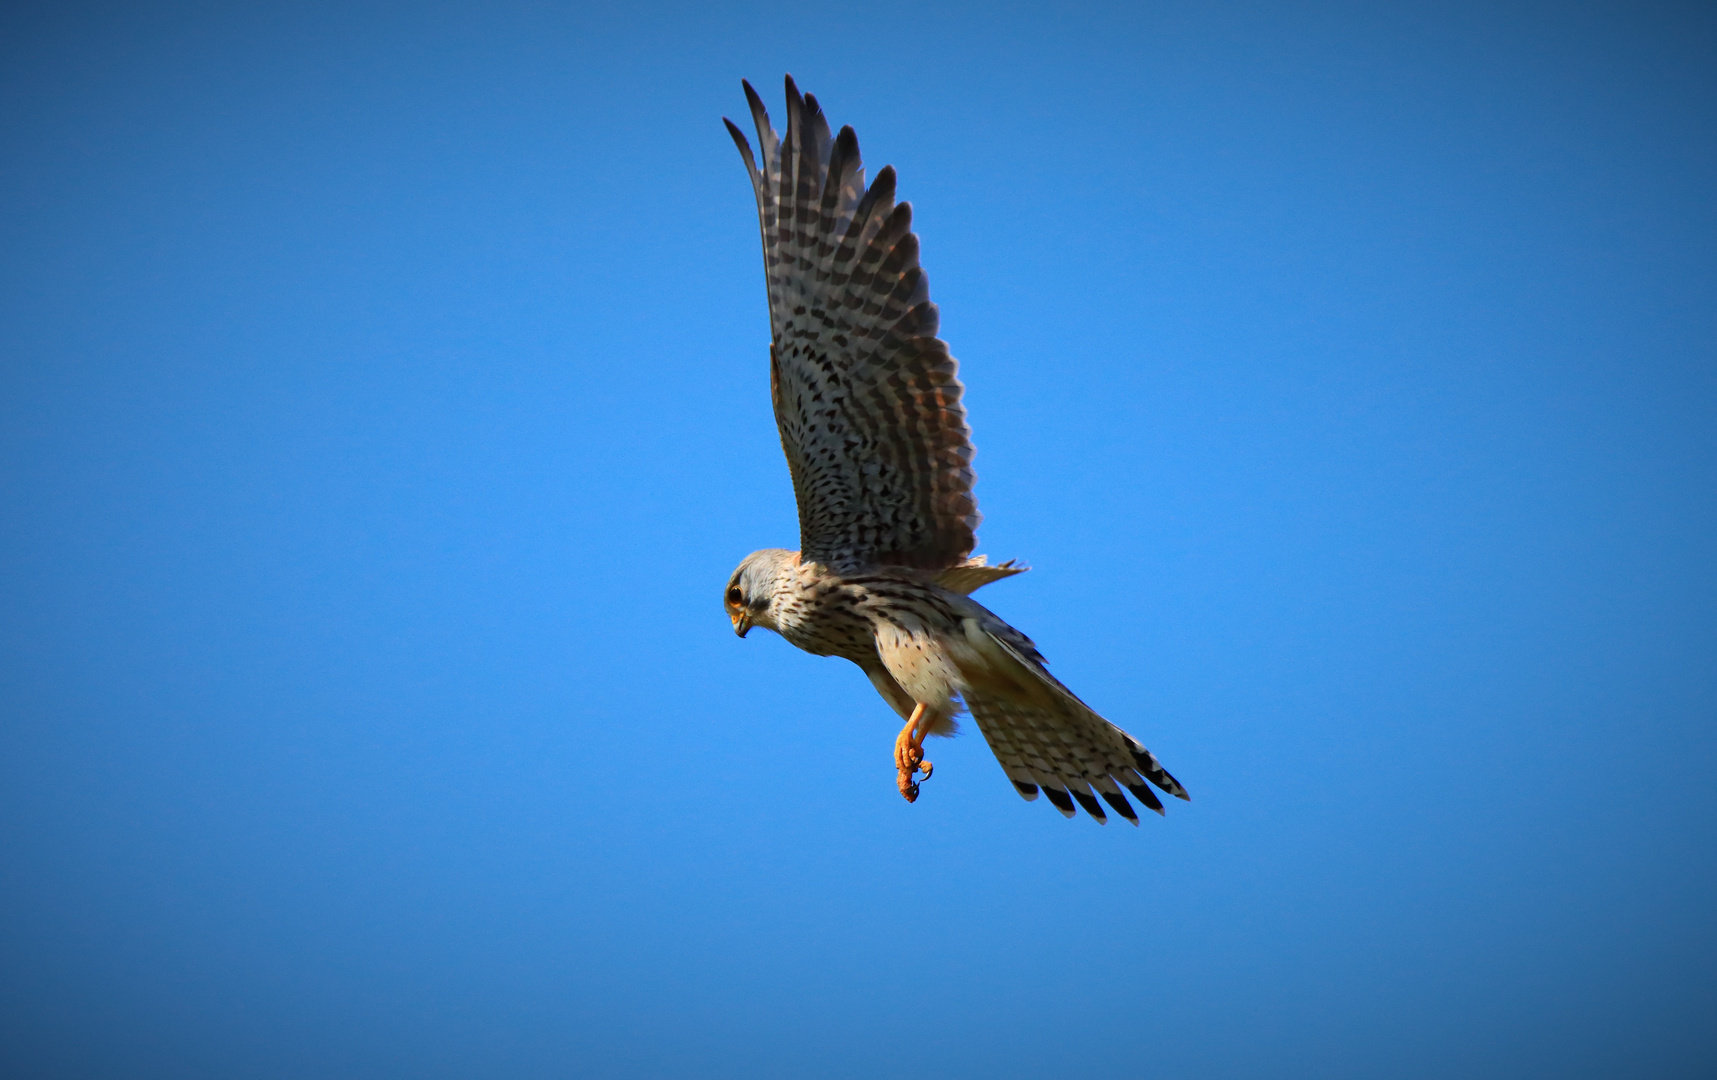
[722,76,1189,824]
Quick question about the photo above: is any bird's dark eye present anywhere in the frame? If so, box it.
[726,587,743,607]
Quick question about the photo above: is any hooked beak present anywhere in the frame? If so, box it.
[731,611,753,638]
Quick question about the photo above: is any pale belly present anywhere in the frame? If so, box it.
[773,570,986,715]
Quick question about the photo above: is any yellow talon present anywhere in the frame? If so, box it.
[893,703,938,802]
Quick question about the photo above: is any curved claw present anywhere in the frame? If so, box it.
[918,760,933,781]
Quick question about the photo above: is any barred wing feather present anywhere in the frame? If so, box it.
[968,625,1190,825]
[725,76,979,571]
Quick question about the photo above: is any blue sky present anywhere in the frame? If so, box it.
[2,2,1713,1077]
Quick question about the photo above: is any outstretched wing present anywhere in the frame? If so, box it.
[966,624,1189,825]
[725,76,979,571]
[967,690,1189,825]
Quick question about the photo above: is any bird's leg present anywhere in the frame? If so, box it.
[894,703,937,802]
[912,707,935,782]
[894,704,924,800]
[894,704,925,773]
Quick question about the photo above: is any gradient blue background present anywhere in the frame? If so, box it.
[2,2,1713,1076]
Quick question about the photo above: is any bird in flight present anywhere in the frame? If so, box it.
[722,76,1189,824]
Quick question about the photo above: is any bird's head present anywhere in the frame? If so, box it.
[724,548,796,638]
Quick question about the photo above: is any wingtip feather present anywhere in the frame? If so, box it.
[741,78,765,120]
[1099,788,1140,825]
[724,117,753,157]
[1071,790,1108,823]
[1042,786,1077,818]
[1124,779,1165,814]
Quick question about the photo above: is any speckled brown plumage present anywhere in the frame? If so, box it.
[722,77,1189,825]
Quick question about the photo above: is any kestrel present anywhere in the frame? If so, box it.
[722,77,1189,824]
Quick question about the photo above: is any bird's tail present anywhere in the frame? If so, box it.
[934,556,1027,596]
